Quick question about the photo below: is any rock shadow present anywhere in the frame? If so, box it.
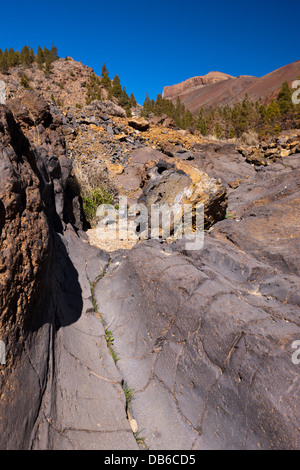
[23,230,83,333]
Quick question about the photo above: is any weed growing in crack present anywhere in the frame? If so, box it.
[89,280,99,313]
[134,429,148,449]
[225,210,236,219]
[122,381,135,409]
[104,328,119,364]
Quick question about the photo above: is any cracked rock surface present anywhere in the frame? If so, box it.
[95,154,300,450]
[0,90,299,450]
[30,228,138,450]
[0,101,138,450]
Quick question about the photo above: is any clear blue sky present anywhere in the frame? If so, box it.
[1,0,299,104]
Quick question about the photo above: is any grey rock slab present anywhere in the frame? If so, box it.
[192,143,255,186]
[31,228,138,450]
[95,233,300,450]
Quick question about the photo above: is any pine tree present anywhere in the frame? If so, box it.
[119,87,130,108]
[141,93,153,117]
[174,97,185,126]
[20,45,31,66]
[44,56,53,76]
[267,99,280,121]
[228,128,236,138]
[50,44,58,60]
[277,81,294,116]
[264,99,281,134]
[182,109,194,129]
[43,47,51,63]
[129,93,137,107]
[101,63,108,77]
[36,46,45,68]
[7,48,14,67]
[0,50,8,74]
[214,122,223,139]
[125,104,132,117]
[111,74,122,98]
[29,47,35,63]
[86,73,102,104]
[154,94,164,115]
[101,70,111,89]
[196,110,209,135]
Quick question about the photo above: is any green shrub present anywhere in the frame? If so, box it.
[82,187,114,223]
[20,73,31,89]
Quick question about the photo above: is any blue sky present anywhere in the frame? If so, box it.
[0,0,299,104]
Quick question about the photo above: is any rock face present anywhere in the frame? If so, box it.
[85,100,127,118]
[94,152,300,450]
[163,71,234,100]
[0,99,138,450]
[163,60,300,112]
[0,58,94,109]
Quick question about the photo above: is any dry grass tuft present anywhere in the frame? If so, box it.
[70,160,117,226]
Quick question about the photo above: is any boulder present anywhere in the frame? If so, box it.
[149,114,176,128]
[128,118,150,132]
[86,100,126,118]
[139,158,228,233]
[7,91,52,129]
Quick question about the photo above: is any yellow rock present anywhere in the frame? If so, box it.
[129,418,138,434]
[107,163,124,175]
[281,148,290,157]
[287,141,299,148]
[114,133,127,141]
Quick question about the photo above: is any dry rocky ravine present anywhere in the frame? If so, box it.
[0,92,299,449]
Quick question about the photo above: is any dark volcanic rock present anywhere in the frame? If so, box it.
[95,153,300,450]
[191,142,255,186]
[0,104,138,450]
[7,91,52,129]
[218,154,300,276]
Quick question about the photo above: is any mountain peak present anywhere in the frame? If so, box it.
[163,71,234,100]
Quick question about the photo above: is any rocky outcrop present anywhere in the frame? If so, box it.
[163,71,234,101]
[0,58,93,109]
[237,130,300,166]
[85,100,127,119]
[0,100,138,449]
[149,114,176,128]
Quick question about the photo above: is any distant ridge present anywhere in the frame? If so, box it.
[162,60,300,112]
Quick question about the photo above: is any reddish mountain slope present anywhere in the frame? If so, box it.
[163,60,300,112]
[162,71,234,100]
